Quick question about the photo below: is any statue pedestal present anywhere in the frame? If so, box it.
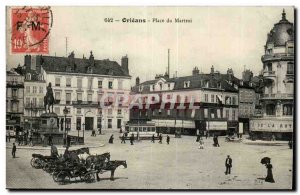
[39,112,64,145]
[39,112,60,133]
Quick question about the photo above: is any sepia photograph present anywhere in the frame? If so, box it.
[5,6,295,190]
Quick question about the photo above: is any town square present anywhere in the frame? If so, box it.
[5,6,294,190]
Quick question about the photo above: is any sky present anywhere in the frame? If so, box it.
[6,6,294,83]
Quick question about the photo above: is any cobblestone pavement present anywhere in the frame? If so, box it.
[6,130,293,189]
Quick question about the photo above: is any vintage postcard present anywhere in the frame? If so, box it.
[5,6,295,190]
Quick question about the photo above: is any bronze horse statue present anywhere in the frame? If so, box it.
[44,82,55,113]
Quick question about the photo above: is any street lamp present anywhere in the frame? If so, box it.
[82,123,85,144]
[63,106,68,146]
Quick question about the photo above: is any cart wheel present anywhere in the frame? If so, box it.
[57,171,70,185]
[52,171,60,182]
[30,158,42,169]
[84,172,95,183]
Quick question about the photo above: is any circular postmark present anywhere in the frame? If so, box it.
[10,6,53,54]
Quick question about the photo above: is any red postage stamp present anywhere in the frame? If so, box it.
[10,6,52,54]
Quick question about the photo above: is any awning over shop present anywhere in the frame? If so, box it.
[152,119,195,128]
[206,121,227,131]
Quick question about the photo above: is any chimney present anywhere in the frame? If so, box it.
[211,65,214,74]
[136,77,140,86]
[24,55,31,71]
[227,68,234,81]
[36,55,42,73]
[192,67,199,76]
[121,55,129,75]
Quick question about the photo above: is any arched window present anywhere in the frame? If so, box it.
[26,73,31,80]
[38,74,44,81]
[287,62,294,74]
[266,104,275,116]
[283,104,293,116]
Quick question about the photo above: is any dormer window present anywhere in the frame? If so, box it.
[159,83,162,90]
[66,66,72,72]
[87,66,93,73]
[217,82,221,89]
[184,81,190,88]
[38,74,44,81]
[139,86,143,92]
[152,85,155,91]
[26,73,31,80]
[168,83,170,90]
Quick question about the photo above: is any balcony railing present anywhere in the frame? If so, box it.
[263,70,275,77]
[72,101,99,106]
[261,93,293,99]
[262,53,294,62]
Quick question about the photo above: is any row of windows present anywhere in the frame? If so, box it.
[266,104,293,116]
[25,97,44,107]
[25,86,44,94]
[54,77,121,90]
[133,108,237,120]
[52,107,122,116]
[264,62,294,74]
[204,94,237,105]
[54,92,120,104]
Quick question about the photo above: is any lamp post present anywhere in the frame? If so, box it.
[99,113,103,135]
[30,101,33,131]
[82,123,85,144]
[63,106,68,146]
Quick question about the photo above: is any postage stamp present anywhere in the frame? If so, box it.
[10,6,52,54]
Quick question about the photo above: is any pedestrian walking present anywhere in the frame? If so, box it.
[12,143,16,158]
[225,155,232,175]
[213,135,220,147]
[130,133,134,145]
[166,135,170,144]
[98,127,101,135]
[151,134,155,143]
[91,129,96,137]
[8,133,11,142]
[265,162,275,183]
[121,133,126,144]
[48,134,53,145]
[205,130,208,139]
[24,132,28,145]
[199,138,204,149]
[109,134,114,144]
[159,134,162,144]
[28,136,33,147]
[196,134,200,142]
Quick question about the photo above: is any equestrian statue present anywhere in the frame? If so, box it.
[44,82,55,113]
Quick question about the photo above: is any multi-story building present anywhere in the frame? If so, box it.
[22,51,131,132]
[6,69,24,129]
[222,68,263,134]
[131,66,239,136]
[250,10,294,140]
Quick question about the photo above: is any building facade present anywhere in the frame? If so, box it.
[21,52,131,132]
[6,70,24,129]
[250,10,294,140]
[131,66,239,135]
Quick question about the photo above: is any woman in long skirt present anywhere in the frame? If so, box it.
[265,163,275,183]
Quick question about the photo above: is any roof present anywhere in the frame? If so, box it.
[41,55,130,77]
[266,10,294,47]
[133,73,241,93]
